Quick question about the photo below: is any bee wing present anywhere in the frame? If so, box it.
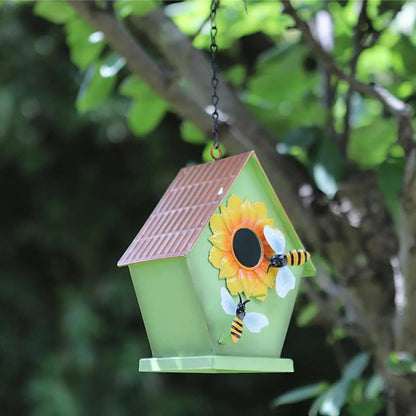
[244,313,269,333]
[275,266,296,298]
[220,287,236,316]
[263,225,286,253]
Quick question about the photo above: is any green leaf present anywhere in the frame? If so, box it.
[127,98,168,137]
[271,382,329,408]
[320,381,349,416]
[347,118,396,168]
[76,64,116,114]
[342,352,370,382]
[297,302,319,327]
[347,399,384,416]
[180,121,206,145]
[365,374,384,399]
[65,18,105,70]
[310,135,345,198]
[34,0,75,24]
[115,0,160,18]
[119,75,169,136]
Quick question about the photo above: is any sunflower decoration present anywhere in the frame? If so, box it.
[208,194,277,301]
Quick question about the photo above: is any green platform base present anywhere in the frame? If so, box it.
[139,355,294,373]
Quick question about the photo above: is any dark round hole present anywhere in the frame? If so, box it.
[232,228,262,268]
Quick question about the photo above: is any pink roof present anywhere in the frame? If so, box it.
[117,151,254,266]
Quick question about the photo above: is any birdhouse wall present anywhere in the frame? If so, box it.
[186,154,314,358]
[128,257,215,358]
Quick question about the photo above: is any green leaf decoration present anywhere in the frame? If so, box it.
[65,18,105,70]
[271,382,329,408]
[34,0,75,24]
[120,75,168,136]
[76,64,116,114]
[180,121,206,145]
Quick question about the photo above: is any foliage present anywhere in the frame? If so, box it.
[3,0,416,415]
[272,353,385,416]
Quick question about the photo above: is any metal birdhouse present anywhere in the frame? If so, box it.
[117,151,315,373]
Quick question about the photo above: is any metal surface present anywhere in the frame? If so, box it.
[117,152,253,267]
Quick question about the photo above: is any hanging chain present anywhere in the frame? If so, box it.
[209,0,222,160]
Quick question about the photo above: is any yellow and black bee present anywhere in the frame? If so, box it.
[220,288,269,342]
[263,225,310,298]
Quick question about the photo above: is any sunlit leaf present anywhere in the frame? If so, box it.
[348,119,396,168]
[34,0,75,24]
[65,17,105,70]
[76,64,116,114]
[119,75,169,136]
[115,0,160,18]
[180,121,206,144]
[271,382,329,408]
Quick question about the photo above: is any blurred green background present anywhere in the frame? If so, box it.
[2,0,415,415]
[0,4,340,415]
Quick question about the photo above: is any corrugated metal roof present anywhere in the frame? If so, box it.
[117,151,254,266]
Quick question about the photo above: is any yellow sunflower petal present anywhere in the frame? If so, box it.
[226,276,244,295]
[227,194,243,212]
[240,198,255,226]
[208,232,230,252]
[251,281,269,299]
[251,202,268,220]
[219,205,239,233]
[208,246,224,269]
[259,269,276,289]
[209,213,226,234]
[219,254,239,278]
[256,216,274,230]
[239,269,257,298]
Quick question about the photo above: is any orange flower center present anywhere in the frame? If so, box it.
[231,227,263,270]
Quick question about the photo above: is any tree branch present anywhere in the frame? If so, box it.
[281,0,414,154]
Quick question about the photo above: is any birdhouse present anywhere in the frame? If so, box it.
[118,151,315,373]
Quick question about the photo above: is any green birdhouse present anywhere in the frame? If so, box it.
[118,151,315,373]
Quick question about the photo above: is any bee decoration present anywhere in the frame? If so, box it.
[220,288,269,343]
[263,225,311,299]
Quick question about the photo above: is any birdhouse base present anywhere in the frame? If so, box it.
[139,355,294,373]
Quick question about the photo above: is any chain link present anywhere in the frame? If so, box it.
[209,0,222,160]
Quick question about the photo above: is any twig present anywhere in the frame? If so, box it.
[281,0,414,154]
